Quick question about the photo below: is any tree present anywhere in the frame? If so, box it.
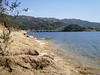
[0,0,21,16]
[0,0,28,21]
[0,29,12,55]
[0,0,28,29]
[0,0,28,55]
[63,24,87,32]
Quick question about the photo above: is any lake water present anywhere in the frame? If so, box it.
[27,32,100,69]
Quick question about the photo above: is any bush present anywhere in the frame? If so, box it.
[0,29,13,55]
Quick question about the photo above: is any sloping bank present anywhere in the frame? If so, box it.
[0,23,95,75]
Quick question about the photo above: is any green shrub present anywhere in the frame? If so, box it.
[0,29,13,55]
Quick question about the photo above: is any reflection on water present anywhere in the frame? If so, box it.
[28,32,100,69]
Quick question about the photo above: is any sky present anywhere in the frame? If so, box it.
[17,0,100,22]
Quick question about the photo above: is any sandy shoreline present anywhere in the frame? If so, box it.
[48,42,100,75]
[29,32,100,75]
[0,22,100,75]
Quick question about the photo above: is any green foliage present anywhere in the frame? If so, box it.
[1,15,100,31]
[0,14,8,22]
[1,29,11,44]
[0,0,21,15]
[0,0,28,30]
[8,20,29,30]
[12,16,100,31]
[0,29,13,55]
[60,19,100,28]
[63,24,87,32]
[14,16,68,30]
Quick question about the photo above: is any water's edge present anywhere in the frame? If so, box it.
[27,32,100,74]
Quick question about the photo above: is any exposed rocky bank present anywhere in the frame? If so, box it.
[0,22,99,75]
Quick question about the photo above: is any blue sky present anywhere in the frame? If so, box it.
[18,0,100,22]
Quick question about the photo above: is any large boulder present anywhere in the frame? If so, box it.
[27,49,39,55]
[5,48,39,56]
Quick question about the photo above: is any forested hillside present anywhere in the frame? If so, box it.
[1,15,100,31]
[15,16,67,30]
[63,24,87,32]
[60,19,100,28]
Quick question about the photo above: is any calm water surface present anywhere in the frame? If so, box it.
[28,32,100,69]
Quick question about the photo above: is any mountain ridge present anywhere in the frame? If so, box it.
[18,15,100,28]
[3,15,100,30]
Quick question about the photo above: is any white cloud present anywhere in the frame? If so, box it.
[27,10,34,13]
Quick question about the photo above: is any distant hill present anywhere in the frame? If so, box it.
[60,19,100,28]
[63,24,87,32]
[15,16,67,30]
[15,16,100,30]
[37,17,100,28]
[2,15,100,30]
[27,17,100,28]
